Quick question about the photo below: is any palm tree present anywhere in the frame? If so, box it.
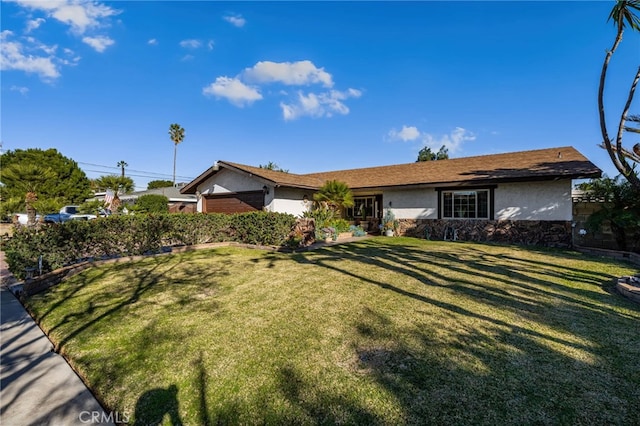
[598,0,640,190]
[2,164,56,226]
[169,123,185,185]
[313,180,354,217]
[95,175,135,211]
[117,160,128,178]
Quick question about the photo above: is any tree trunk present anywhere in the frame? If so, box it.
[173,144,177,185]
[25,192,37,227]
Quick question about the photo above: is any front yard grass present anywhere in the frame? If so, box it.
[25,238,640,425]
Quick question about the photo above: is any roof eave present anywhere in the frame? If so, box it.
[348,171,603,191]
[180,165,219,194]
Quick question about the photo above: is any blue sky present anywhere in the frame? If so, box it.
[1,1,638,191]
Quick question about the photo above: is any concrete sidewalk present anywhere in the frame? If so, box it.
[0,252,114,426]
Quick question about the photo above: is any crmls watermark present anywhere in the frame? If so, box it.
[79,410,130,424]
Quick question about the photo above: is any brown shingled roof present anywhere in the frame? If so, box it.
[305,146,601,189]
[181,146,601,194]
[220,161,324,189]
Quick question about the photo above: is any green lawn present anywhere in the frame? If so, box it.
[26,238,640,425]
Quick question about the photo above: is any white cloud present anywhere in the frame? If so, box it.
[387,125,476,154]
[10,85,29,95]
[14,0,120,35]
[223,14,246,28]
[388,125,421,142]
[82,35,114,53]
[24,36,58,55]
[204,60,361,118]
[207,40,214,50]
[148,38,158,45]
[0,30,60,79]
[202,76,263,107]
[423,127,476,154]
[243,60,334,88]
[180,39,201,49]
[280,88,361,121]
[25,17,45,33]
[181,54,194,62]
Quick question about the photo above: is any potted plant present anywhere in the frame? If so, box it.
[381,209,398,236]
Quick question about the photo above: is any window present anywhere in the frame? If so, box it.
[347,196,376,219]
[441,189,490,219]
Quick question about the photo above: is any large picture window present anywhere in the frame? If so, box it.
[442,189,490,219]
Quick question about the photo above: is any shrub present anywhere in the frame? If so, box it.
[230,211,296,246]
[3,211,298,278]
[132,194,169,214]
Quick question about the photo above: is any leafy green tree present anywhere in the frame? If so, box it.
[169,123,185,184]
[598,0,640,190]
[147,180,174,190]
[0,148,92,221]
[417,145,449,162]
[578,175,640,251]
[313,180,354,217]
[132,194,169,214]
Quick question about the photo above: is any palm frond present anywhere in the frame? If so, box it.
[609,0,640,30]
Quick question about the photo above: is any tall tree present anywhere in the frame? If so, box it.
[417,145,449,162]
[117,160,128,178]
[598,0,640,190]
[169,123,185,184]
[0,148,92,219]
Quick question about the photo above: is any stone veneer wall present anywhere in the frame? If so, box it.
[397,219,573,248]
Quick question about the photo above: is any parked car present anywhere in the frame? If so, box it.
[44,205,98,223]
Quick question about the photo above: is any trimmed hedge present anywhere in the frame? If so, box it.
[4,212,296,279]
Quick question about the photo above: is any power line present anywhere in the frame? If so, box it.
[78,162,194,180]
[82,169,194,181]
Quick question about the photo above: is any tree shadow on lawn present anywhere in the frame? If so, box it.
[30,250,233,353]
[351,305,639,425]
[274,363,384,425]
[290,239,640,423]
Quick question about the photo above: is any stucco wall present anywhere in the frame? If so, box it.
[494,180,572,221]
[197,169,264,195]
[270,187,312,217]
[384,188,438,220]
[383,180,573,221]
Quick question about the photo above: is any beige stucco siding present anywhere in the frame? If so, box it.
[383,180,572,221]
[269,187,312,216]
[384,188,438,220]
[494,180,572,221]
[197,169,264,195]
